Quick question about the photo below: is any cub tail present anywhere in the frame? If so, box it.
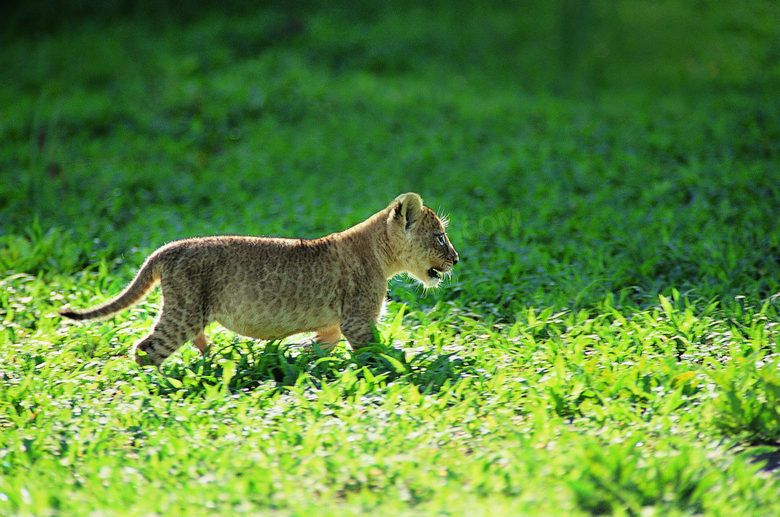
[59,255,162,322]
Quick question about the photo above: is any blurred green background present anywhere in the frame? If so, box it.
[5,0,778,92]
[1,0,779,312]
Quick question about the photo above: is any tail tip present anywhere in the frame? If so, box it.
[58,308,82,320]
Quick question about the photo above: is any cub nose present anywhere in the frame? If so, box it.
[453,251,459,265]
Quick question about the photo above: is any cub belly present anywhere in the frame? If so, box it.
[215,309,339,341]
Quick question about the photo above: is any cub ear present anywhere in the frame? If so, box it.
[389,192,424,230]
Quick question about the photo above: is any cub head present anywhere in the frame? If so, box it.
[387,192,459,288]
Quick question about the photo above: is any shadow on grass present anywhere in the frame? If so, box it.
[752,448,780,474]
[147,340,475,399]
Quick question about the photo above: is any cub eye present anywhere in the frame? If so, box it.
[435,234,446,246]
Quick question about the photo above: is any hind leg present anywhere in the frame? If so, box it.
[135,278,210,366]
[134,310,205,366]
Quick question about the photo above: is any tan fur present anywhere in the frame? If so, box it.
[59,193,458,366]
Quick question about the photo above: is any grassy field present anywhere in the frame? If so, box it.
[2,1,780,515]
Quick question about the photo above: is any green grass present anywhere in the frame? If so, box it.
[2,1,780,515]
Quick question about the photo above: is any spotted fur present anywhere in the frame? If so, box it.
[59,193,458,366]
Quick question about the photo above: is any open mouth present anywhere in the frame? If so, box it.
[427,267,443,279]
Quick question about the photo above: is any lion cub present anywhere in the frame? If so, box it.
[59,192,458,366]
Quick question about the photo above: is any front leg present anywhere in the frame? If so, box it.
[340,314,381,350]
[313,326,342,352]
[193,332,209,354]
